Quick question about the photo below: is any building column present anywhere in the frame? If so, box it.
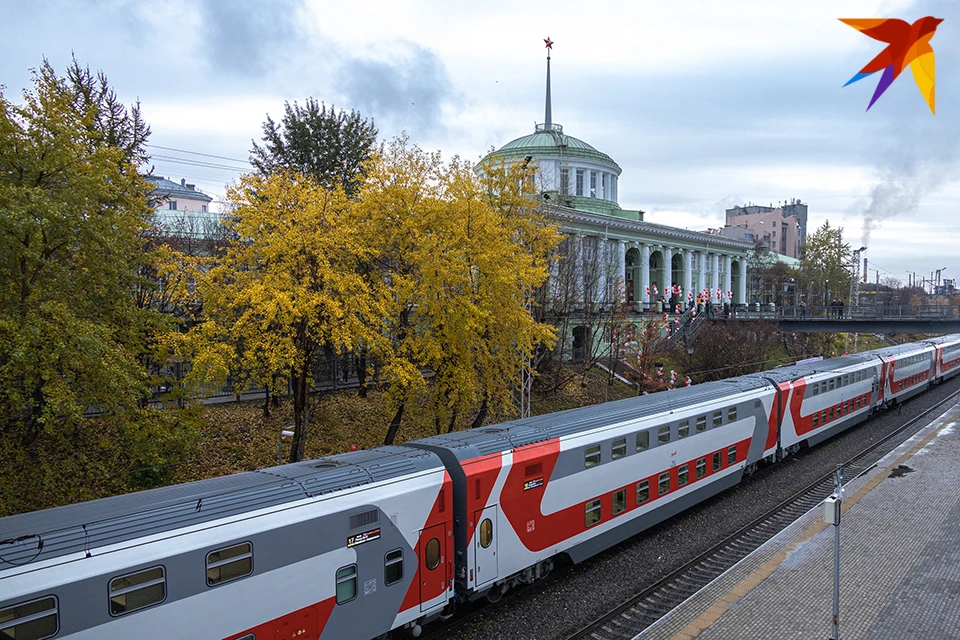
[683,249,693,303]
[711,253,720,292]
[699,252,707,295]
[597,237,607,305]
[724,255,733,302]
[738,258,747,304]
[575,234,585,306]
[617,239,626,302]
[663,246,673,297]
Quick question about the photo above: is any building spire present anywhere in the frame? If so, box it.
[544,37,553,127]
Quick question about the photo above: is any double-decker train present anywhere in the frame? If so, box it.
[3,334,960,640]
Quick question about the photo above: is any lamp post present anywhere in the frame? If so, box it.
[278,428,294,465]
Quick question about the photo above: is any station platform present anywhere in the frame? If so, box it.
[636,400,960,640]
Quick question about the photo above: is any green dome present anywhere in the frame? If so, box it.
[486,125,622,174]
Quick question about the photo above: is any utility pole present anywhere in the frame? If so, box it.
[824,465,845,640]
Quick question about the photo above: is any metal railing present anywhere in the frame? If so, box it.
[727,304,960,321]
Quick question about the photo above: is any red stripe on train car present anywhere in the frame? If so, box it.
[400,471,453,614]
[461,451,504,545]
[767,382,791,450]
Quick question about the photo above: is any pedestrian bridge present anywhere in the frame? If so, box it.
[721,304,960,334]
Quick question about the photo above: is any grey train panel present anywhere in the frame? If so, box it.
[0,446,440,568]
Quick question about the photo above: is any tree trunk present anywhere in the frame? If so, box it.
[383,402,405,445]
[355,350,368,398]
[446,409,459,433]
[471,396,488,428]
[289,361,310,463]
[263,387,271,418]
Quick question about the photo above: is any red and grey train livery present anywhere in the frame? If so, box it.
[3,334,960,640]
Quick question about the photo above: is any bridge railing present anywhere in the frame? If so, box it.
[730,304,960,321]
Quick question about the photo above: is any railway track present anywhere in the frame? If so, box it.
[563,386,960,640]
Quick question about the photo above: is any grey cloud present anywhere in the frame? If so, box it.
[335,42,457,136]
[196,0,303,77]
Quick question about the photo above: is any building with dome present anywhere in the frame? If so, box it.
[482,42,753,356]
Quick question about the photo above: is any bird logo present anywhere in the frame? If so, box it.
[840,16,943,114]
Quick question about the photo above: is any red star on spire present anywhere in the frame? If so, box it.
[544,37,554,49]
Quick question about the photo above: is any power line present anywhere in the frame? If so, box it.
[146,144,250,165]
[149,154,248,172]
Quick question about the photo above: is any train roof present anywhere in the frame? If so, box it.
[0,445,440,570]
[750,352,877,383]
[924,334,960,345]
[410,377,771,460]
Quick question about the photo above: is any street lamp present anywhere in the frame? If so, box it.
[278,428,294,465]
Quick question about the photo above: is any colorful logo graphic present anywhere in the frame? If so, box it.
[841,17,943,114]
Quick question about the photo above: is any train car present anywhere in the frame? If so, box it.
[925,335,960,381]
[0,447,453,640]
[409,377,777,602]
[873,342,937,407]
[755,353,881,453]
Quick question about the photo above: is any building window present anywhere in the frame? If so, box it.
[560,169,569,195]
[385,549,403,586]
[206,542,253,586]
[576,169,584,196]
[658,425,670,445]
[336,565,358,604]
[585,499,601,527]
[168,201,177,210]
[589,172,597,197]
[637,432,649,451]
[201,204,207,213]
[584,445,601,468]
[678,420,689,439]
[636,480,650,505]
[110,566,166,616]
[612,489,626,515]
[0,596,58,640]
[612,438,626,459]
[583,236,595,261]
[658,472,670,495]
[678,464,689,487]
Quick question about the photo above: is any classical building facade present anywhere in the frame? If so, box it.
[483,43,752,316]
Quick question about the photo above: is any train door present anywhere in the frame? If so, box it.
[474,505,499,587]
[418,523,446,612]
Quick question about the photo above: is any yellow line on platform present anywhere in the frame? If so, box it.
[667,406,960,640]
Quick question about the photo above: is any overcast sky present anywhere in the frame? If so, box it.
[3,0,957,286]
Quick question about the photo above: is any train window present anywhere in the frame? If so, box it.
[479,520,493,549]
[712,411,722,428]
[811,383,818,396]
[813,412,819,428]
[843,374,849,386]
[336,565,358,604]
[821,410,827,423]
[678,465,689,487]
[712,451,722,472]
[207,542,253,586]
[585,499,602,527]
[696,416,707,432]
[110,566,166,616]
[425,539,441,570]
[727,446,737,465]
[636,431,650,451]
[0,596,58,640]
[385,549,404,586]
[829,378,835,391]
[636,480,650,505]
[829,408,834,421]
[678,420,689,439]
[696,458,706,479]
[728,407,737,422]
[658,425,670,445]
[584,445,601,468]
[232,635,255,640]
[612,438,627,459]
[658,472,670,495]
[855,397,861,409]
[612,489,626,515]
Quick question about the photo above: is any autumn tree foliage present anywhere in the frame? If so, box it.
[799,220,853,307]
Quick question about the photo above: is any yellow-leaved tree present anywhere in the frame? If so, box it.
[184,172,380,461]
[355,137,560,444]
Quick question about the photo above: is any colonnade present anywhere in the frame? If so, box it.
[555,234,748,308]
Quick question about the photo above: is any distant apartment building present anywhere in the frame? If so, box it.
[144,176,217,235]
[705,200,807,259]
